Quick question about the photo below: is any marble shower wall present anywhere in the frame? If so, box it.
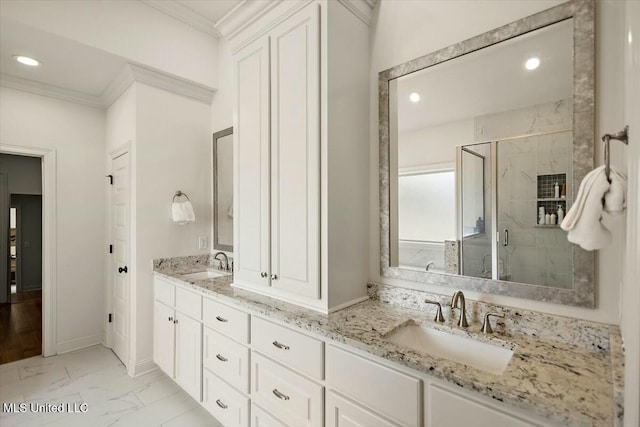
[475,99,573,288]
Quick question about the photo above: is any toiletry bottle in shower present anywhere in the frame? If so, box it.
[550,213,557,225]
[554,182,560,198]
[538,206,546,225]
[557,205,564,224]
[545,213,551,225]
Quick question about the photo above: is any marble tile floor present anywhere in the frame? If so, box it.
[0,345,223,426]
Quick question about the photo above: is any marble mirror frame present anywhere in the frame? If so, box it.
[378,0,596,308]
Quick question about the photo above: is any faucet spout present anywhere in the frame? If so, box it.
[213,252,229,271]
[450,291,469,328]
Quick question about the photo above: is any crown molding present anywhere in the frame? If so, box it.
[0,74,103,108]
[2,63,215,109]
[140,0,220,37]
[126,63,215,105]
[215,0,283,40]
[337,0,377,27]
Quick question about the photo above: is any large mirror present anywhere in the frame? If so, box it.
[379,0,595,307]
[213,127,233,252]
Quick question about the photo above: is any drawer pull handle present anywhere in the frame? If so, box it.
[216,399,228,409]
[272,389,290,401]
[272,341,290,350]
[215,316,228,322]
[215,354,228,362]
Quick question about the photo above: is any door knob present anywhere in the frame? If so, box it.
[118,266,128,273]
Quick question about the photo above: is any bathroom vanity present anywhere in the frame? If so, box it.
[153,256,622,427]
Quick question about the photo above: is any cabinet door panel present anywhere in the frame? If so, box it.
[327,391,399,427]
[153,301,175,378]
[269,3,320,299]
[427,383,541,427]
[234,36,271,288]
[175,314,202,401]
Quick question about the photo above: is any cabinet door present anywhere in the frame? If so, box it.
[327,391,400,427]
[233,35,271,289]
[174,313,202,401]
[427,383,542,427]
[153,301,175,378]
[269,3,320,299]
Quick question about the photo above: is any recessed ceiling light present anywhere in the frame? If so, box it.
[409,92,421,103]
[524,56,540,71]
[13,55,40,67]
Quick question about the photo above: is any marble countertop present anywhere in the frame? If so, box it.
[154,265,617,427]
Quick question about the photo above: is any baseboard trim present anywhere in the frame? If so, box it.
[56,334,102,355]
[128,357,158,378]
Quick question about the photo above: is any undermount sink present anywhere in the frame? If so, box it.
[181,270,230,281]
[384,322,514,375]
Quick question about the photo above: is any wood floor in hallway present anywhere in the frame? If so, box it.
[0,290,42,365]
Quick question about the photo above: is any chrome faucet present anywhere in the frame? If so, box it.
[213,252,230,271]
[450,291,469,328]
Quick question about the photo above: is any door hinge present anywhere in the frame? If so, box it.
[108,313,112,323]
[109,244,113,254]
[106,175,113,185]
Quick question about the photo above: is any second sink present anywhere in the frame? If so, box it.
[384,321,514,375]
[181,270,230,281]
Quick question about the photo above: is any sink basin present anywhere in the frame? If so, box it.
[181,270,230,281]
[384,322,514,375]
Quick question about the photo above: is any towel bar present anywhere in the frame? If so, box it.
[602,125,629,181]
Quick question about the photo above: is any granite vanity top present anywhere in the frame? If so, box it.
[154,262,620,427]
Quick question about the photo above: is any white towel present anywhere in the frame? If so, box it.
[561,165,627,250]
[172,201,195,225]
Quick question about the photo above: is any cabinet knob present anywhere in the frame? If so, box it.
[260,272,267,278]
[173,319,178,324]
[168,316,173,322]
[271,274,278,280]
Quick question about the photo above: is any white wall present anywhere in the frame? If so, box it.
[132,83,212,371]
[0,154,42,195]
[398,119,473,168]
[0,86,106,352]
[0,0,218,88]
[369,0,626,324]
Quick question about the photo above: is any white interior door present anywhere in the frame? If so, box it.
[111,152,130,366]
[269,3,320,299]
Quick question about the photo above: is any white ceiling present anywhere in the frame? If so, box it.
[0,18,126,97]
[175,0,243,23]
[397,18,573,133]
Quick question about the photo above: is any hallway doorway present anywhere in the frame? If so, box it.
[1,154,44,364]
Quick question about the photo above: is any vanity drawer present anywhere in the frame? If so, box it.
[326,345,421,427]
[251,316,323,380]
[203,297,250,343]
[203,326,250,393]
[175,286,202,320]
[251,352,323,427]
[251,403,288,427]
[154,276,175,306]
[203,369,249,427]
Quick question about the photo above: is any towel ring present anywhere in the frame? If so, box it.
[601,125,629,181]
[173,190,190,202]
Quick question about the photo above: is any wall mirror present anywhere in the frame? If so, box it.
[379,0,595,307]
[213,127,233,252]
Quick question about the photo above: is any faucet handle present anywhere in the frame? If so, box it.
[481,312,505,334]
[424,300,445,323]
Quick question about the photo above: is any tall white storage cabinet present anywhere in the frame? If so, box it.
[230,0,371,313]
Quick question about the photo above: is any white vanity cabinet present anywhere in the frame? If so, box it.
[153,278,203,402]
[231,0,370,313]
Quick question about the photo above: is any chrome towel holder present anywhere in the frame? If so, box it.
[173,190,190,202]
[602,125,629,181]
